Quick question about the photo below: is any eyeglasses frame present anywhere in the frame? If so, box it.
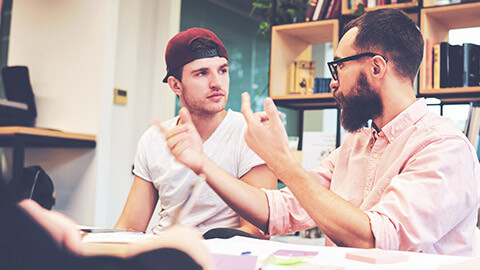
[327,52,388,81]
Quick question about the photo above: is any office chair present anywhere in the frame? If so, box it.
[0,66,37,126]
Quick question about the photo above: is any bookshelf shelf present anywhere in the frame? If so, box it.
[419,2,480,97]
[341,1,419,16]
[269,19,338,106]
[272,93,337,109]
[421,86,480,95]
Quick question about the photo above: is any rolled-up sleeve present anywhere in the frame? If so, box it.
[263,188,316,235]
[263,149,337,235]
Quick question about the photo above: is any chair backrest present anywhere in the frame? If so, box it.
[9,165,56,210]
[2,66,37,118]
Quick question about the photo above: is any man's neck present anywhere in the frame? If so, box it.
[373,81,417,131]
[190,110,228,142]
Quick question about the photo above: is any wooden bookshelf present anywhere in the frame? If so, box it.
[341,1,419,16]
[269,19,339,108]
[418,2,480,98]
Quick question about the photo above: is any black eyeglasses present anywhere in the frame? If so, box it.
[327,52,388,81]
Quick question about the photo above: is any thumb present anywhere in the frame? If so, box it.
[264,98,280,125]
[179,107,193,125]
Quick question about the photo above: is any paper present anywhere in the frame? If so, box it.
[301,132,336,170]
[82,232,160,243]
[211,253,257,270]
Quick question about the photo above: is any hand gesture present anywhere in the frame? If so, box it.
[241,92,291,171]
[156,108,205,174]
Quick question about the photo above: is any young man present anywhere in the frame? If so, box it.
[161,9,480,255]
[115,28,276,237]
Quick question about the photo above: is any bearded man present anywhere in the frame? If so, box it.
[160,9,480,255]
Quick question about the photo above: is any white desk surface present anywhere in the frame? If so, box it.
[81,232,476,269]
[204,236,475,270]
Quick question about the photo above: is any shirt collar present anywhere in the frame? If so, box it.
[372,98,429,143]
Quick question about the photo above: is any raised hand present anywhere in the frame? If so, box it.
[241,92,291,172]
[156,108,205,174]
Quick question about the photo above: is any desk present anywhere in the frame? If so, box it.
[0,126,96,182]
[81,233,475,269]
[205,236,473,270]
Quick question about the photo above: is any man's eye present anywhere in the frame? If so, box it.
[196,71,206,76]
[219,68,228,74]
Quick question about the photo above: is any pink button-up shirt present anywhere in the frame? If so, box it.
[264,99,480,256]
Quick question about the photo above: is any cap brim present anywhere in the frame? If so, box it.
[162,73,169,83]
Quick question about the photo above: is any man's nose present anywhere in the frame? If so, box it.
[209,73,222,90]
[330,78,338,92]
[330,78,339,90]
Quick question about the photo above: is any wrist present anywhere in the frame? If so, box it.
[195,153,209,175]
[269,150,298,177]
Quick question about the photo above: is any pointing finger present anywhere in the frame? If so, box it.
[241,92,256,124]
[264,98,281,125]
[179,107,193,125]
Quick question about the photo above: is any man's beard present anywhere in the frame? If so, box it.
[182,90,227,116]
[334,72,383,133]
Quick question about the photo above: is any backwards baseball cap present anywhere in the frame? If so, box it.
[162,28,228,83]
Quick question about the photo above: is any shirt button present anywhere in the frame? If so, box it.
[364,190,370,197]
[373,153,379,159]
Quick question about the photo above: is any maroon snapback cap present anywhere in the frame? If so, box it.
[162,28,228,83]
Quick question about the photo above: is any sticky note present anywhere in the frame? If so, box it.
[211,253,258,270]
[345,249,409,264]
[273,249,319,257]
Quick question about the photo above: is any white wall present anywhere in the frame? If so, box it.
[101,0,179,227]
[5,0,179,226]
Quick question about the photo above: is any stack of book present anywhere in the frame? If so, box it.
[304,0,341,21]
[313,77,332,93]
[425,39,480,89]
[346,0,413,10]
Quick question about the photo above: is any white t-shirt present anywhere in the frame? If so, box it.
[133,109,265,234]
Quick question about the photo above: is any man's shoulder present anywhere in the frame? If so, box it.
[139,117,178,144]
[419,111,465,138]
[218,110,247,130]
[224,109,246,123]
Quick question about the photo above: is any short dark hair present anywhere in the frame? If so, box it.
[343,8,424,82]
[170,37,220,82]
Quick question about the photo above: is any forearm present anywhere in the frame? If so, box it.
[115,177,158,232]
[274,156,374,248]
[200,156,270,232]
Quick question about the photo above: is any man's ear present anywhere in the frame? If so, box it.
[168,76,182,96]
[371,56,387,79]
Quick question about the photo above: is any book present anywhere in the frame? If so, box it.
[305,0,319,21]
[424,38,439,89]
[463,43,480,87]
[318,0,332,20]
[326,0,341,19]
[311,0,324,21]
[439,42,450,88]
[433,44,441,89]
[438,42,464,88]
[448,44,464,87]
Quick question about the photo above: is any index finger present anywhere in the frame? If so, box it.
[241,92,257,123]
